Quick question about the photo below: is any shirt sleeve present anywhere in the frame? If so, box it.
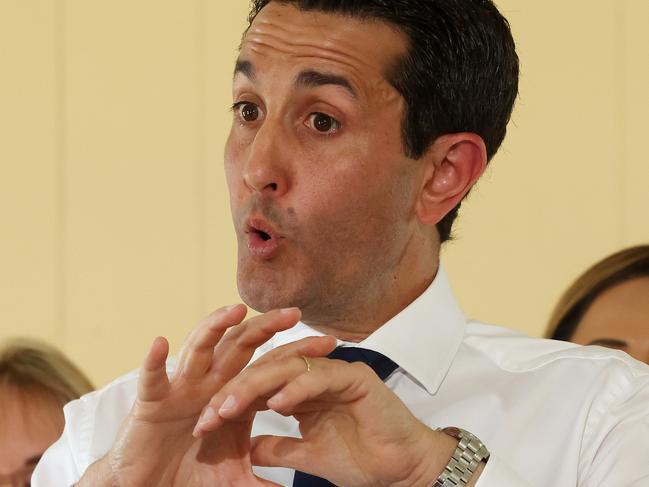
[32,398,88,486]
[474,455,534,487]
[32,434,80,486]
[477,361,649,487]
[32,367,144,487]
[578,369,649,486]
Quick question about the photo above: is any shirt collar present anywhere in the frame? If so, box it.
[270,265,467,395]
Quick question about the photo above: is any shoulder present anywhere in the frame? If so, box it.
[462,320,649,388]
[458,321,649,440]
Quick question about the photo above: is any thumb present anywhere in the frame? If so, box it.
[251,435,318,475]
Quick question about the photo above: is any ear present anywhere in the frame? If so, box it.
[415,133,487,226]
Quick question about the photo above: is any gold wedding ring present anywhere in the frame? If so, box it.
[301,355,312,372]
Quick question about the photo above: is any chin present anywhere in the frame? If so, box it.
[237,273,294,313]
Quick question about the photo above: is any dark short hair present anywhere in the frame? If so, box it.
[246,0,519,242]
[547,245,649,341]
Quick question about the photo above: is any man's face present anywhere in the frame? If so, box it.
[225,3,423,325]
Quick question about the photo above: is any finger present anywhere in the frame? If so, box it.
[193,355,307,437]
[209,307,303,382]
[193,337,336,436]
[138,336,170,402]
[194,423,284,487]
[175,304,247,380]
[267,360,375,416]
[250,435,319,476]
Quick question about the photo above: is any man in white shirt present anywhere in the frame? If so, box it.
[34,1,649,486]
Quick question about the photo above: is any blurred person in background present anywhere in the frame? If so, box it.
[0,339,93,487]
[547,245,649,364]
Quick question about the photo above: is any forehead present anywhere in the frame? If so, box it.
[240,3,408,92]
[0,388,63,474]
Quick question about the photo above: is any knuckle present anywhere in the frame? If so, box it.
[221,323,242,343]
[235,371,258,391]
[245,360,263,373]
[235,328,256,348]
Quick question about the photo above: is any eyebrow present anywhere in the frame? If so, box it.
[233,60,357,99]
[295,70,357,99]
[587,338,628,348]
[234,59,255,81]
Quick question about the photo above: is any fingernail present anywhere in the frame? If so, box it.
[192,426,202,438]
[267,392,285,408]
[198,406,215,426]
[225,304,240,312]
[280,307,299,314]
[218,395,237,415]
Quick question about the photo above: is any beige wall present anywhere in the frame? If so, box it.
[1,1,648,387]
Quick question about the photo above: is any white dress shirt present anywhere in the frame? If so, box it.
[33,267,649,486]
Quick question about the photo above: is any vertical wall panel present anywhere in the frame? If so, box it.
[63,0,203,385]
[623,1,649,245]
[0,1,61,344]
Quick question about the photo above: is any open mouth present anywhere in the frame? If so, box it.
[246,220,277,241]
[253,228,272,241]
[245,218,283,259]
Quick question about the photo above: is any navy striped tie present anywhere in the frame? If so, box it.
[291,347,399,486]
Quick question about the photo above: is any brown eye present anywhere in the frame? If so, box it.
[239,102,259,122]
[308,112,340,134]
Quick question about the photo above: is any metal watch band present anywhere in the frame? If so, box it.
[433,427,490,487]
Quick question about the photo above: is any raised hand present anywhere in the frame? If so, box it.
[79,305,307,487]
[194,340,460,487]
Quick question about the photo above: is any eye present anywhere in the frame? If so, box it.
[307,112,341,135]
[233,102,262,123]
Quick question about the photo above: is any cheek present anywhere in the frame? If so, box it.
[224,134,244,205]
[223,131,237,178]
[296,172,404,252]
[299,136,412,226]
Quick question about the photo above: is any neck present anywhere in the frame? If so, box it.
[305,258,440,343]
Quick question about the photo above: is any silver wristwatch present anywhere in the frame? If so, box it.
[433,427,490,487]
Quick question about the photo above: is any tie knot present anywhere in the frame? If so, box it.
[327,346,398,382]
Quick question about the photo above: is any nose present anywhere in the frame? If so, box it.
[242,120,290,197]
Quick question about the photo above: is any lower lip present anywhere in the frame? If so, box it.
[246,232,283,260]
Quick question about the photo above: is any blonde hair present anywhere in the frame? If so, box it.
[0,339,94,406]
[546,245,649,341]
